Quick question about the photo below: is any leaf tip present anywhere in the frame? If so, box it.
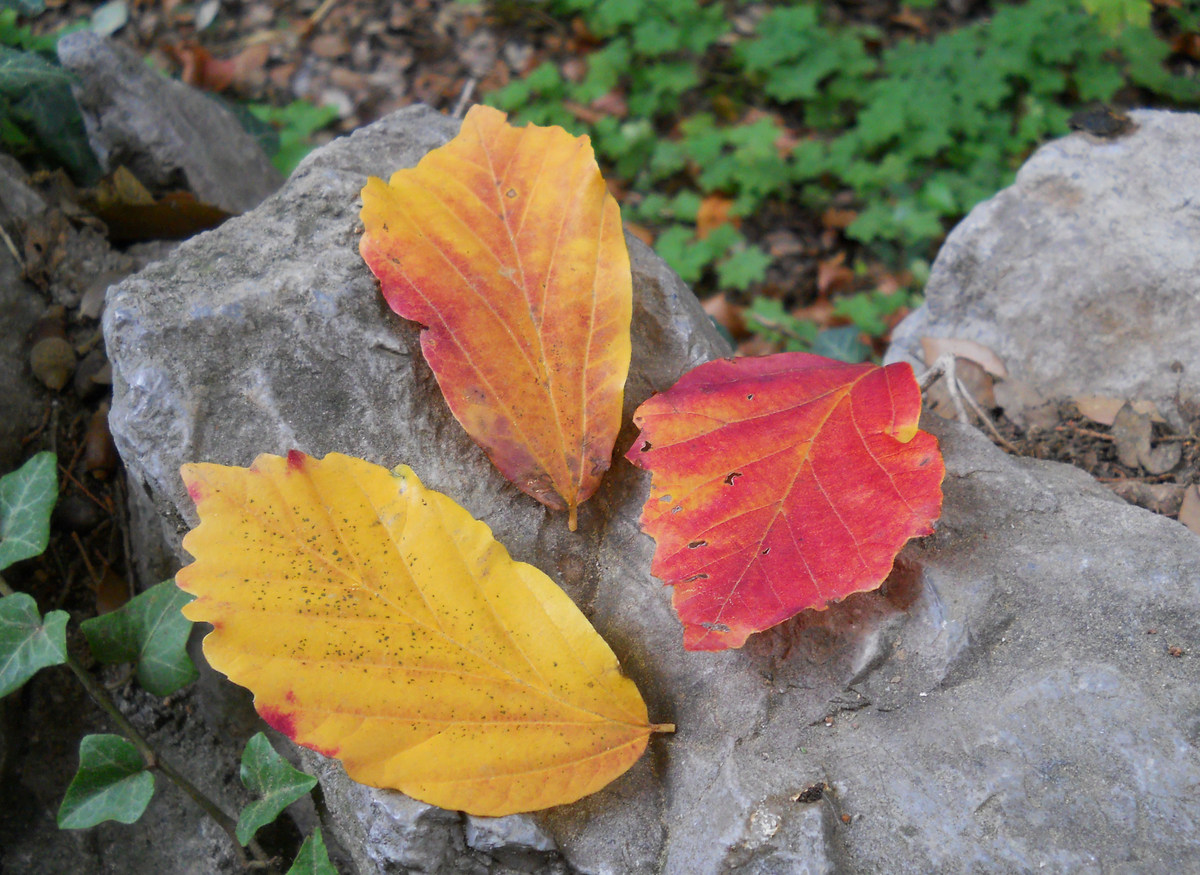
[568,504,578,532]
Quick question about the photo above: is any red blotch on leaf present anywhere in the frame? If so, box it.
[258,705,298,739]
[626,352,944,651]
[286,450,307,472]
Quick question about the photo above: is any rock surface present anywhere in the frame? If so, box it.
[888,109,1200,426]
[0,156,44,474]
[57,32,282,215]
[107,105,1200,872]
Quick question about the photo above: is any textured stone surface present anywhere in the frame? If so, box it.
[107,105,1200,873]
[57,31,282,215]
[888,109,1200,425]
[0,156,44,474]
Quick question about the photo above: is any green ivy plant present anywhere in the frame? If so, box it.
[0,453,335,873]
[484,0,1200,337]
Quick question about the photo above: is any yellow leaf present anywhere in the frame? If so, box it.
[359,105,633,530]
[177,451,667,815]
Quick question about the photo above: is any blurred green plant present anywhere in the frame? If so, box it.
[0,9,99,183]
[484,0,1200,347]
[247,99,340,176]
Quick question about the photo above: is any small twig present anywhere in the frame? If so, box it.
[21,404,51,447]
[58,463,112,514]
[71,531,103,590]
[0,575,270,869]
[917,353,1018,453]
[1095,474,1179,483]
[451,77,478,119]
[1056,425,1114,442]
[307,0,339,28]
[0,222,23,269]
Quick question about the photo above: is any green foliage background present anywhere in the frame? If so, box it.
[486,0,1200,302]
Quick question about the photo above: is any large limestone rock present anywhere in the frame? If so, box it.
[106,106,1200,872]
[888,109,1200,426]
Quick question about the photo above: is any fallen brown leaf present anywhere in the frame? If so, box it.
[697,195,738,240]
[920,337,1008,378]
[1177,485,1200,536]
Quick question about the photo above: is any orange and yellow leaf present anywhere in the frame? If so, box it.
[626,353,944,651]
[177,451,665,815]
[359,105,632,529]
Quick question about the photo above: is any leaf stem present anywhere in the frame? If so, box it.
[0,574,271,869]
[64,654,271,865]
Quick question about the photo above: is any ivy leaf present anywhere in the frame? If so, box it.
[359,104,632,530]
[178,451,668,816]
[287,827,337,875]
[716,245,772,292]
[57,734,154,829]
[0,47,100,184]
[81,579,198,697]
[811,326,870,364]
[627,353,944,650]
[236,732,318,846]
[0,592,68,698]
[0,451,57,571]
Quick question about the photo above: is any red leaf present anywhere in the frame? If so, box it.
[626,353,944,651]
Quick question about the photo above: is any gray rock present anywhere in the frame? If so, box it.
[57,32,282,215]
[888,109,1200,426]
[107,105,1200,873]
[0,156,44,474]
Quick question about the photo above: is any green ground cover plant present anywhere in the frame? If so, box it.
[483,0,1200,357]
[0,454,334,874]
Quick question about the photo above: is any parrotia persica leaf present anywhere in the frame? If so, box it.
[57,734,155,829]
[177,451,668,816]
[237,732,318,845]
[626,353,944,651]
[81,579,198,697]
[359,104,633,531]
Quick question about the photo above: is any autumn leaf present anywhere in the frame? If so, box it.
[359,104,632,530]
[626,353,944,651]
[177,451,667,815]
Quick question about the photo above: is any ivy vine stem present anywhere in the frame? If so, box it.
[0,573,271,869]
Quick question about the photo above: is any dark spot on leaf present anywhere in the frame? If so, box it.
[724,472,742,485]
[746,393,754,400]
[687,540,707,549]
[918,456,931,467]
[506,188,518,198]
[683,573,709,582]
[761,547,770,555]
[641,440,652,452]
